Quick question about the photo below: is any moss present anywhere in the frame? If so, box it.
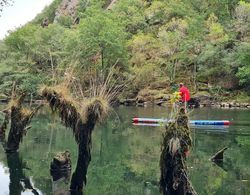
[41,86,109,142]
[159,107,196,195]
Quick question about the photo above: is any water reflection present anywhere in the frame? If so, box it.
[6,152,40,195]
[212,158,234,172]
[0,106,249,194]
[133,123,230,133]
[0,162,10,194]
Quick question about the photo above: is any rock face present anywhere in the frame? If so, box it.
[106,0,118,10]
[54,0,79,22]
[192,94,214,106]
[188,98,200,108]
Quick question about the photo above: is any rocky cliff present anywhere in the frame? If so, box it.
[54,0,79,22]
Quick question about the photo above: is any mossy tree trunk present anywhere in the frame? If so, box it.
[42,87,107,192]
[0,93,41,153]
[0,110,9,140]
[160,108,197,195]
[70,113,97,191]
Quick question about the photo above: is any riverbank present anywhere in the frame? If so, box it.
[1,90,249,109]
[1,97,250,109]
[119,89,250,109]
[119,98,250,109]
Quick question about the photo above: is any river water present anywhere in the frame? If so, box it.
[0,106,250,195]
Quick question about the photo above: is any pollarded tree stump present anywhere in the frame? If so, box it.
[50,151,72,182]
[160,108,197,195]
[0,93,41,153]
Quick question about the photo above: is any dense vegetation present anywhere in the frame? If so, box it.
[0,0,249,101]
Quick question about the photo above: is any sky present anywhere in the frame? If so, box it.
[0,0,54,40]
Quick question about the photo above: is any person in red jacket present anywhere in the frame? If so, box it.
[179,83,190,103]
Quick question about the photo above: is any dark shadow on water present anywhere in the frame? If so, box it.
[212,158,234,172]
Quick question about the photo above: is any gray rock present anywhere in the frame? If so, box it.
[54,0,79,22]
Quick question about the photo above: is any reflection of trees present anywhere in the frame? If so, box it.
[0,132,40,195]
[6,152,39,195]
[188,130,250,195]
[86,111,161,194]
[1,105,249,194]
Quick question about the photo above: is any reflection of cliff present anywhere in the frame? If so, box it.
[6,152,39,195]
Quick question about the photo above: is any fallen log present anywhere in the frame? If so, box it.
[210,147,228,162]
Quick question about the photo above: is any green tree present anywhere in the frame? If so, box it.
[235,43,250,87]
[0,0,13,13]
[112,0,147,34]
[234,1,250,40]
[157,18,188,82]
[67,9,128,76]
[1,23,66,95]
[128,33,161,88]
[32,0,63,24]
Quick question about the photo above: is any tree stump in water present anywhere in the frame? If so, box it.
[0,93,41,152]
[42,86,108,192]
[50,151,72,182]
[160,108,197,195]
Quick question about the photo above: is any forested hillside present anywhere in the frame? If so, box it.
[0,0,249,102]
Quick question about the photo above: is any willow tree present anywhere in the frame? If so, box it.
[41,73,120,192]
[0,92,41,152]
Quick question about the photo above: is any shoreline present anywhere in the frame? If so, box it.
[119,98,250,109]
[1,98,250,109]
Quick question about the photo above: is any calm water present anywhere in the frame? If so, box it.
[0,106,250,195]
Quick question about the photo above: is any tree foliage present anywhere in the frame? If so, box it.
[0,0,13,13]
[0,0,250,99]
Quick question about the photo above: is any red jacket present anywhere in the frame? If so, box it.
[179,86,190,102]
